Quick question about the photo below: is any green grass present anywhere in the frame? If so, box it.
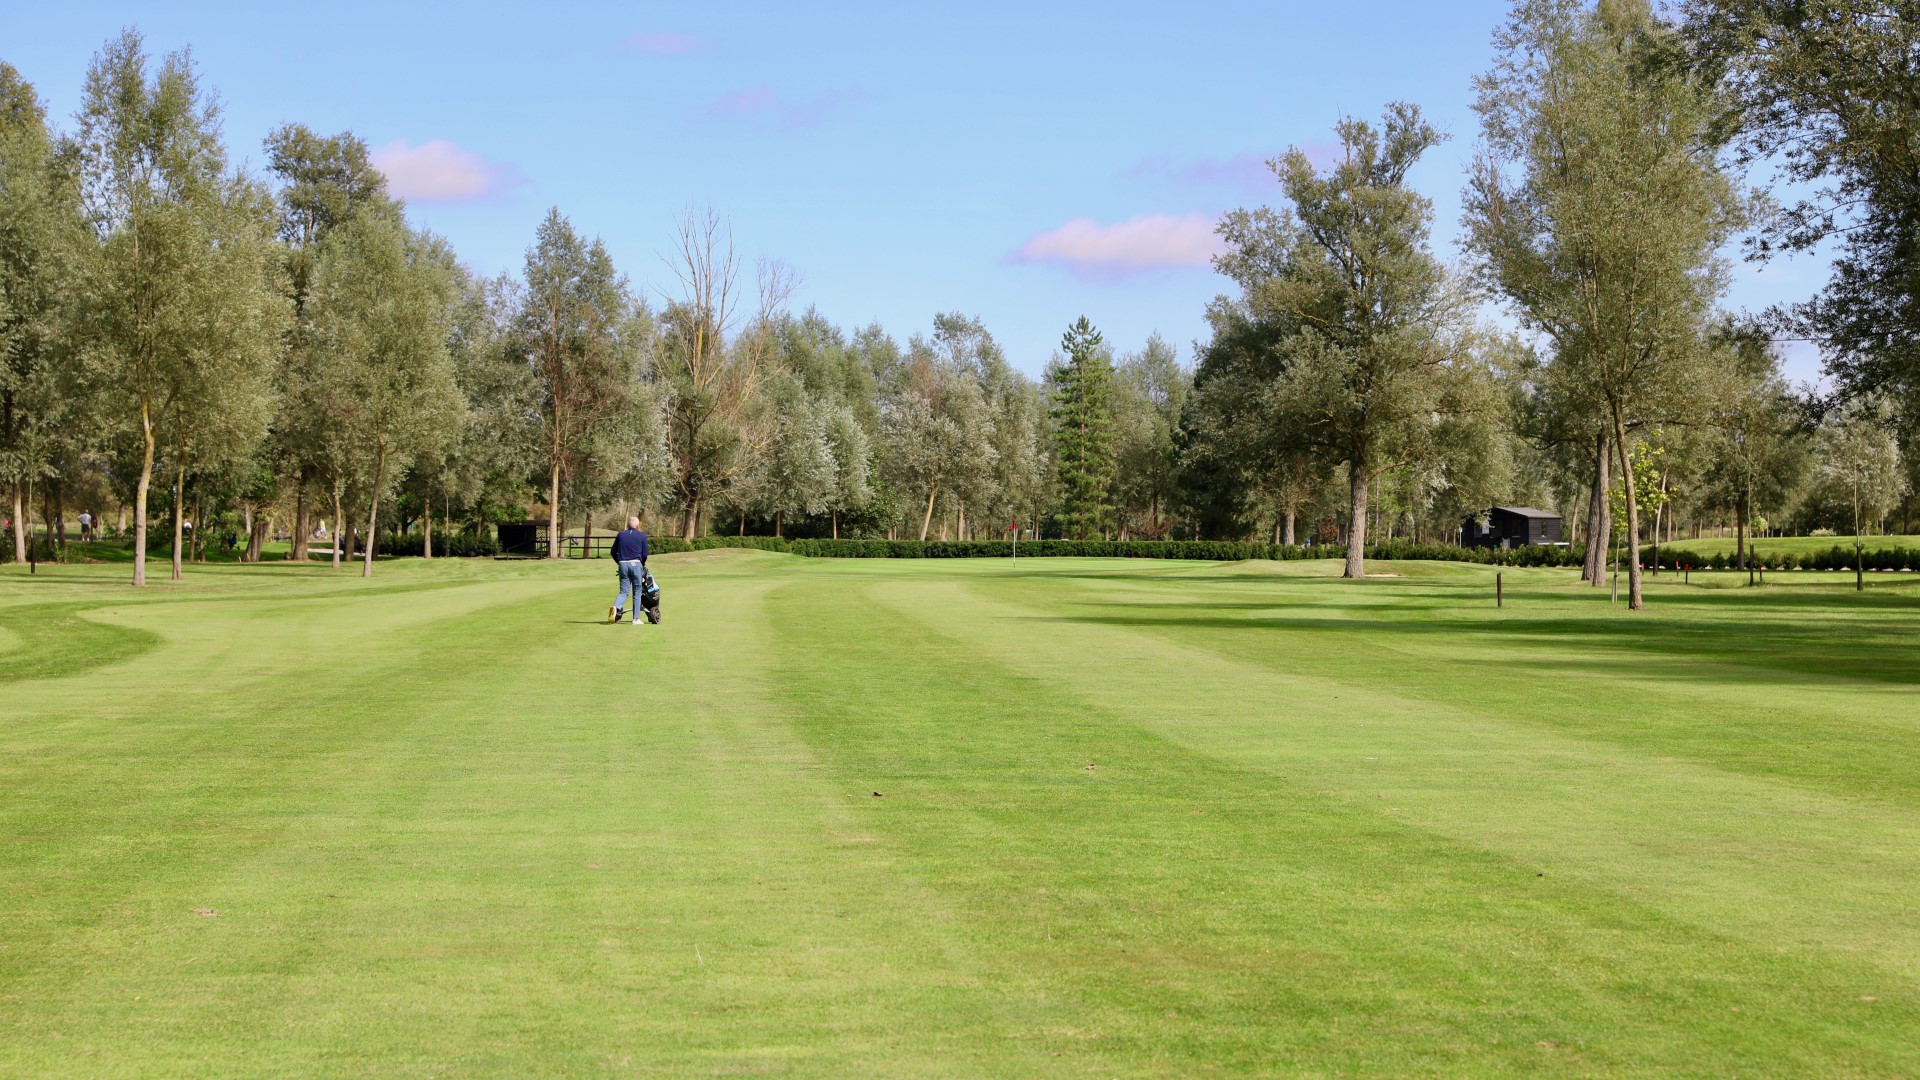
[3,553,1917,1076]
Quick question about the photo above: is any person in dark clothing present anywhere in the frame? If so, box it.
[609,516,650,625]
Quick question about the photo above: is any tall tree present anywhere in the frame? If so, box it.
[1810,395,1904,541]
[930,313,1044,538]
[1217,103,1462,577]
[656,208,789,539]
[882,349,996,541]
[1694,324,1811,568]
[1112,333,1191,539]
[1050,316,1116,539]
[306,215,463,577]
[1466,0,1749,608]
[0,63,84,565]
[68,30,288,584]
[1683,1,1920,404]
[518,208,649,557]
[263,123,396,562]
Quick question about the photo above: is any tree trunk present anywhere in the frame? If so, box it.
[423,492,434,560]
[919,485,939,542]
[547,459,562,560]
[170,461,185,582]
[682,498,699,541]
[191,491,203,563]
[133,398,154,586]
[582,510,591,561]
[115,503,126,535]
[9,481,24,565]
[774,510,782,539]
[247,510,267,563]
[364,442,385,578]
[832,510,838,540]
[1344,453,1368,579]
[1610,407,1643,610]
[1582,432,1609,585]
[1735,498,1747,573]
[331,487,343,571]
[1283,508,1296,547]
[738,511,746,537]
[292,482,309,563]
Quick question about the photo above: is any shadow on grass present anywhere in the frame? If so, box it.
[1005,604,1920,687]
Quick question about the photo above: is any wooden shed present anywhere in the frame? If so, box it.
[1461,506,1563,549]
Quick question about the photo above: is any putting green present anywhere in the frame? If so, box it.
[2,552,1916,1076]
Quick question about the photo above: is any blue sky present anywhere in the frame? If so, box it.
[3,1,1827,381]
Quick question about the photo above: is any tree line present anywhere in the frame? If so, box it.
[3,4,1916,610]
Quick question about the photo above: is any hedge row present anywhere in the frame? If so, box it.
[1644,544,1920,572]
[641,535,1584,565]
[378,533,503,558]
[355,530,1583,566]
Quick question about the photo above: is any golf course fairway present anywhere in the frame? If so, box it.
[3,550,1917,1076]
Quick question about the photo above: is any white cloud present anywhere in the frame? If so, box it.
[1012,212,1224,280]
[371,139,525,204]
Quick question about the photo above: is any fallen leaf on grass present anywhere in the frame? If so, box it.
[872,791,883,798]
[193,908,217,917]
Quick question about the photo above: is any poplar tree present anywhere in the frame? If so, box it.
[1112,334,1190,539]
[69,31,288,585]
[1466,0,1748,608]
[1050,316,1115,539]
[264,124,396,561]
[883,351,996,541]
[306,215,463,577]
[0,64,84,565]
[518,208,649,556]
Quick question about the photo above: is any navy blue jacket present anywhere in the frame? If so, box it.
[611,528,649,563]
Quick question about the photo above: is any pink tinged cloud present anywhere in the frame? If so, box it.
[1012,212,1225,280]
[705,85,869,126]
[370,139,526,203]
[621,30,703,54]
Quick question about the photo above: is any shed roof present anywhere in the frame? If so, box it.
[1491,506,1560,520]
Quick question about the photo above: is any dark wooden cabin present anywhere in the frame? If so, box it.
[1460,506,1563,549]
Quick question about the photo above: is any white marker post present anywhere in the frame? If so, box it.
[1010,521,1018,562]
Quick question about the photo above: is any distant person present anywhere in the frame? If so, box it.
[609,516,650,626]
[78,511,92,541]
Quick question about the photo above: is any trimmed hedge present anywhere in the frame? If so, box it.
[1646,544,1920,572]
[636,534,1583,566]
[378,532,502,558]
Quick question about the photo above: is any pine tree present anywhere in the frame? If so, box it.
[1051,316,1116,540]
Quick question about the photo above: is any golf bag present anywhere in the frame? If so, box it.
[640,569,662,624]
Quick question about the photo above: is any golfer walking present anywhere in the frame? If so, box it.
[609,516,649,625]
